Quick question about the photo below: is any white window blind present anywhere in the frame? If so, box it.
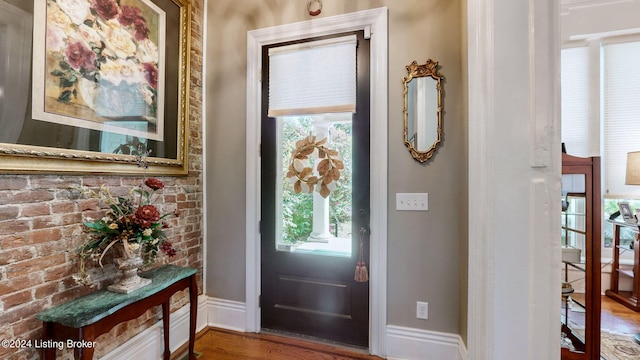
[603,40,640,198]
[561,46,590,157]
[268,35,357,117]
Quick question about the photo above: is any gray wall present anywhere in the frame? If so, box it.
[204,0,467,337]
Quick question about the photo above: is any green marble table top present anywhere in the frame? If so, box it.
[36,265,196,328]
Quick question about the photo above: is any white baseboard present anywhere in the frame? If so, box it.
[103,296,468,360]
[205,297,247,332]
[101,294,208,360]
[386,325,467,360]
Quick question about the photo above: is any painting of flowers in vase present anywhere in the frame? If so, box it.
[32,0,166,141]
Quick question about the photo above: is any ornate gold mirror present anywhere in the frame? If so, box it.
[403,59,444,163]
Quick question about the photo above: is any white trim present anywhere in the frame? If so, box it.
[100,295,208,360]
[467,0,495,357]
[561,0,632,13]
[386,325,467,360]
[104,298,469,360]
[206,297,247,332]
[467,0,560,358]
[245,8,388,357]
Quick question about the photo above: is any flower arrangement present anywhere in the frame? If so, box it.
[74,176,177,287]
[46,0,159,118]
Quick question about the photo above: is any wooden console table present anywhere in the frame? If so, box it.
[36,265,198,360]
[605,220,640,312]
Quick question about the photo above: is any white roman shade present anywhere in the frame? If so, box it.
[561,45,591,158]
[268,35,357,117]
[603,40,640,198]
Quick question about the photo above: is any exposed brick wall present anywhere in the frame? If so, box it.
[0,1,204,359]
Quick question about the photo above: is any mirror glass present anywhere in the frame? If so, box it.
[403,59,443,163]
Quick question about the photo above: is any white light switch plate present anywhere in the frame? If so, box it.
[396,193,428,211]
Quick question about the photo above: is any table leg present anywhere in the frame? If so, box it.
[162,301,170,360]
[75,344,95,360]
[75,328,95,360]
[189,274,197,360]
[41,322,56,360]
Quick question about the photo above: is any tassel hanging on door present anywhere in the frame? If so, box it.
[354,227,369,282]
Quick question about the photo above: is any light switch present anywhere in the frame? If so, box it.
[396,193,428,211]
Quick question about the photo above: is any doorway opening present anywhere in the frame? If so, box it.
[245,8,388,356]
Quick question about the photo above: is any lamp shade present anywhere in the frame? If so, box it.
[625,151,640,185]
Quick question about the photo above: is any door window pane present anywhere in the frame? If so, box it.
[275,115,352,257]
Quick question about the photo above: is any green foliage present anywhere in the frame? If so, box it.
[280,118,353,244]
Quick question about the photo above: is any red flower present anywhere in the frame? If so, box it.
[92,0,119,20]
[65,42,96,71]
[144,177,164,190]
[118,5,142,26]
[143,63,158,89]
[161,241,176,257]
[133,19,150,41]
[134,205,160,228]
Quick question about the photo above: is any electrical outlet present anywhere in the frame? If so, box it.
[417,301,428,320]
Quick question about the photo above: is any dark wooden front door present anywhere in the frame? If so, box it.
[260,32,370,348]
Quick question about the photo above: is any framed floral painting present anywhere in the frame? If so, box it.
[0,0,191,175]
[33,0,166,141]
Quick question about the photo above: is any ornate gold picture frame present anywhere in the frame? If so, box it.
[0,0,191,175]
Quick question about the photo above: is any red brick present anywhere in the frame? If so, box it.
[0,177,28,191]
[0,190,54,205]
[0,273,43,296]
[0,247,36,265]
[77,198,100,211]
[27,228,62,245]
[43,264,74,283]
[6,254,66,278]
[34,282,60,300]
[51,201,75,214]
[29,177,77,190]
[0,220,29,235]
[51,286,96,306]
[0,346,12,359]
[0,298,47,325]
[1,290,33,310]
[178,201,195,210]
[31,216,63,230]
[61,213,83,226]
[61,279,94,297]
[0,206,19,221]
[20,203,51,217]
[11,317,41,343]
[61,226,83,239]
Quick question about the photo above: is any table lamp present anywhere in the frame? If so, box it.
[625,151,640,185]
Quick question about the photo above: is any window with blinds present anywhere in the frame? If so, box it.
[603,40,640,198]
[267,35,357,117]
[561,39,640,199]
[561,46,591,158]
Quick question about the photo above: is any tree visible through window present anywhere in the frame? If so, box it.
[278,116,352,249]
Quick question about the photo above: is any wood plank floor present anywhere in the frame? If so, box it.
[600,294,640,334]
[568,294,640,334]
[191,328,385,360]
[184,296,639,359]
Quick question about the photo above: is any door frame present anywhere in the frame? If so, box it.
[245,8,388,356]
